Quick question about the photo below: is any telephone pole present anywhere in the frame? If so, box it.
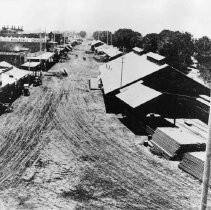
[120,47,125,87]
[201,82,211,210]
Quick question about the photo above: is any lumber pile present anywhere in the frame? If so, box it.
[179,152,205,181]
[145,114,175,135]
[151,127,206,160]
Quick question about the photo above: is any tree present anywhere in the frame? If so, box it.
[142,33,159,53]
[112,28,142,51]
[78,31,86,38]
[92,31,112,44]
[194,36,211,81]
[157,30,194,72]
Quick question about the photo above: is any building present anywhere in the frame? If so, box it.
[94,44,122,61]
[91,40,104,51]
[99,51,209,123]
[132,47,145,55]
[0,61,31,104]
[0,26,23,35]
[27,52,55,71]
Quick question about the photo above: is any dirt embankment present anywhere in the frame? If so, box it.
[0,42,209,209]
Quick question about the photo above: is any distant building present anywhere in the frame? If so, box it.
[0,25,24,35]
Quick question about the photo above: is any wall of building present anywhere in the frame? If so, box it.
[0,42,46,53]
[0,53,27,67]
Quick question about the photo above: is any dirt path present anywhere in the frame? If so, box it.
[0,41,209,209]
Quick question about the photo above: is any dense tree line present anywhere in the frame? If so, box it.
[93,29,142,51]
[93,28,211,80]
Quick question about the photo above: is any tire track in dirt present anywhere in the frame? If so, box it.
[51,44,203,209]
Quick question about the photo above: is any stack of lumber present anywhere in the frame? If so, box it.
[151,127,206,160]
[145,115,175,135]
[165,118,208,140]
[179,152,205,181]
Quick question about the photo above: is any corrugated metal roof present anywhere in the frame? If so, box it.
[99,52,168,94]
[116,82,162,108]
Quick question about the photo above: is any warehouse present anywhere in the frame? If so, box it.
[99,50,210,161]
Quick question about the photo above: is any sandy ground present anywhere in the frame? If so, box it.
[0,41,210,209]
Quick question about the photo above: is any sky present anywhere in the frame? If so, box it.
[0,0,210,38]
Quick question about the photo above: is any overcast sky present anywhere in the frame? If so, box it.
[0,0,210,38]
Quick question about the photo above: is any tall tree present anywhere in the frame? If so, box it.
[112,29,142,51]
[142,33,159,53]
[194,36,211,81]
[157,30,194,72]
[92,31,112,44]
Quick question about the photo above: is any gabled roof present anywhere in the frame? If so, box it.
[99,52,168,94]
[96,44,122,58]
[116,82,162,108]
[91,40,103,46]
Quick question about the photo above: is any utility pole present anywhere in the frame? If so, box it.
[111,33,112,45]
[201,82,211,210]
[120,47,125,87]
[39,32,42,52]
[107,31,108,45]
[45,28,47,52]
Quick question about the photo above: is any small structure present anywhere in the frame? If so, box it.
[132,47,145,55]
[89,78,100,90]
[146,52,166,65]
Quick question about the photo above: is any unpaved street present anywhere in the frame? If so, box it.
[0,41,209,209]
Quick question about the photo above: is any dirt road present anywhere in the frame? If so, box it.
[0,41,209,209]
